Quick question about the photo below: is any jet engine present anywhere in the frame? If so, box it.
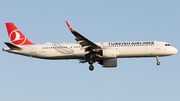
[100,48,117,58]
[98,58,117,67]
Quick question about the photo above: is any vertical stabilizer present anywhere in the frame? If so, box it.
[5,23,34,45]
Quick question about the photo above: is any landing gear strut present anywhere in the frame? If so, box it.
[156,56,160,65]
[88,59,94,71]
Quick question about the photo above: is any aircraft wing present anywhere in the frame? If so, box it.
[66,21,101,54]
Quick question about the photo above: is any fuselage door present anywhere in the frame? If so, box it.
[155,42,165,55]
[31,45,37,56]
[156,42,161,50]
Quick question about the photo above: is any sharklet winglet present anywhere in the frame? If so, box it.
[65,21,74,31]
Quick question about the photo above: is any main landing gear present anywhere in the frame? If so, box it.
[89,60,94,71]
[156,56,160,65]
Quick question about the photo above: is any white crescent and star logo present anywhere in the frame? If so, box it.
[9,29,26,45]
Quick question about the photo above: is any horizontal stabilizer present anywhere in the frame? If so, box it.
[4,42,21,50]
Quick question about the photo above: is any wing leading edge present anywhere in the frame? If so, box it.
[65,21,101,54]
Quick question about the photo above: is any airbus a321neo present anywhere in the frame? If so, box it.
[3,21,178,71]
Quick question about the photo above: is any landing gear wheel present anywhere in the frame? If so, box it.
[89,65,94,71]
[157,62,160,65]
[89,60,94,64]
[156,56,160,66]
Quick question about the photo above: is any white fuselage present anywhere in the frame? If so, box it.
[3,41,178,60]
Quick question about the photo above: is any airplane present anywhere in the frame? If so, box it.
[3,21,178,71]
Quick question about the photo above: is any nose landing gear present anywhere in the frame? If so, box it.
[156,56,160,65]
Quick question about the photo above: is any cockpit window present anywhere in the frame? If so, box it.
[165,44,170,46]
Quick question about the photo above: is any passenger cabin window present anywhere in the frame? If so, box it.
[74,46,80,48]
[165,44,170,46]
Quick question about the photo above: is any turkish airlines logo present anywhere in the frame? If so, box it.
[9,29,26,45]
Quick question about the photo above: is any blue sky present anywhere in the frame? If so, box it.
[0,0,180,101]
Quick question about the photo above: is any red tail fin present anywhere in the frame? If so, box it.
[5,23,34,45]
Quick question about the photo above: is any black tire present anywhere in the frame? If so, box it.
[89,65,94,71]
[89,60,94,64]
[157,62,160,65]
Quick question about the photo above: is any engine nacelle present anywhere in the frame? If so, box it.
[102,48,117,58]
[98,58,117,67]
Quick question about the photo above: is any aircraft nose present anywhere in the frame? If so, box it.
[174,47,178,54]
[171,47,178,54]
